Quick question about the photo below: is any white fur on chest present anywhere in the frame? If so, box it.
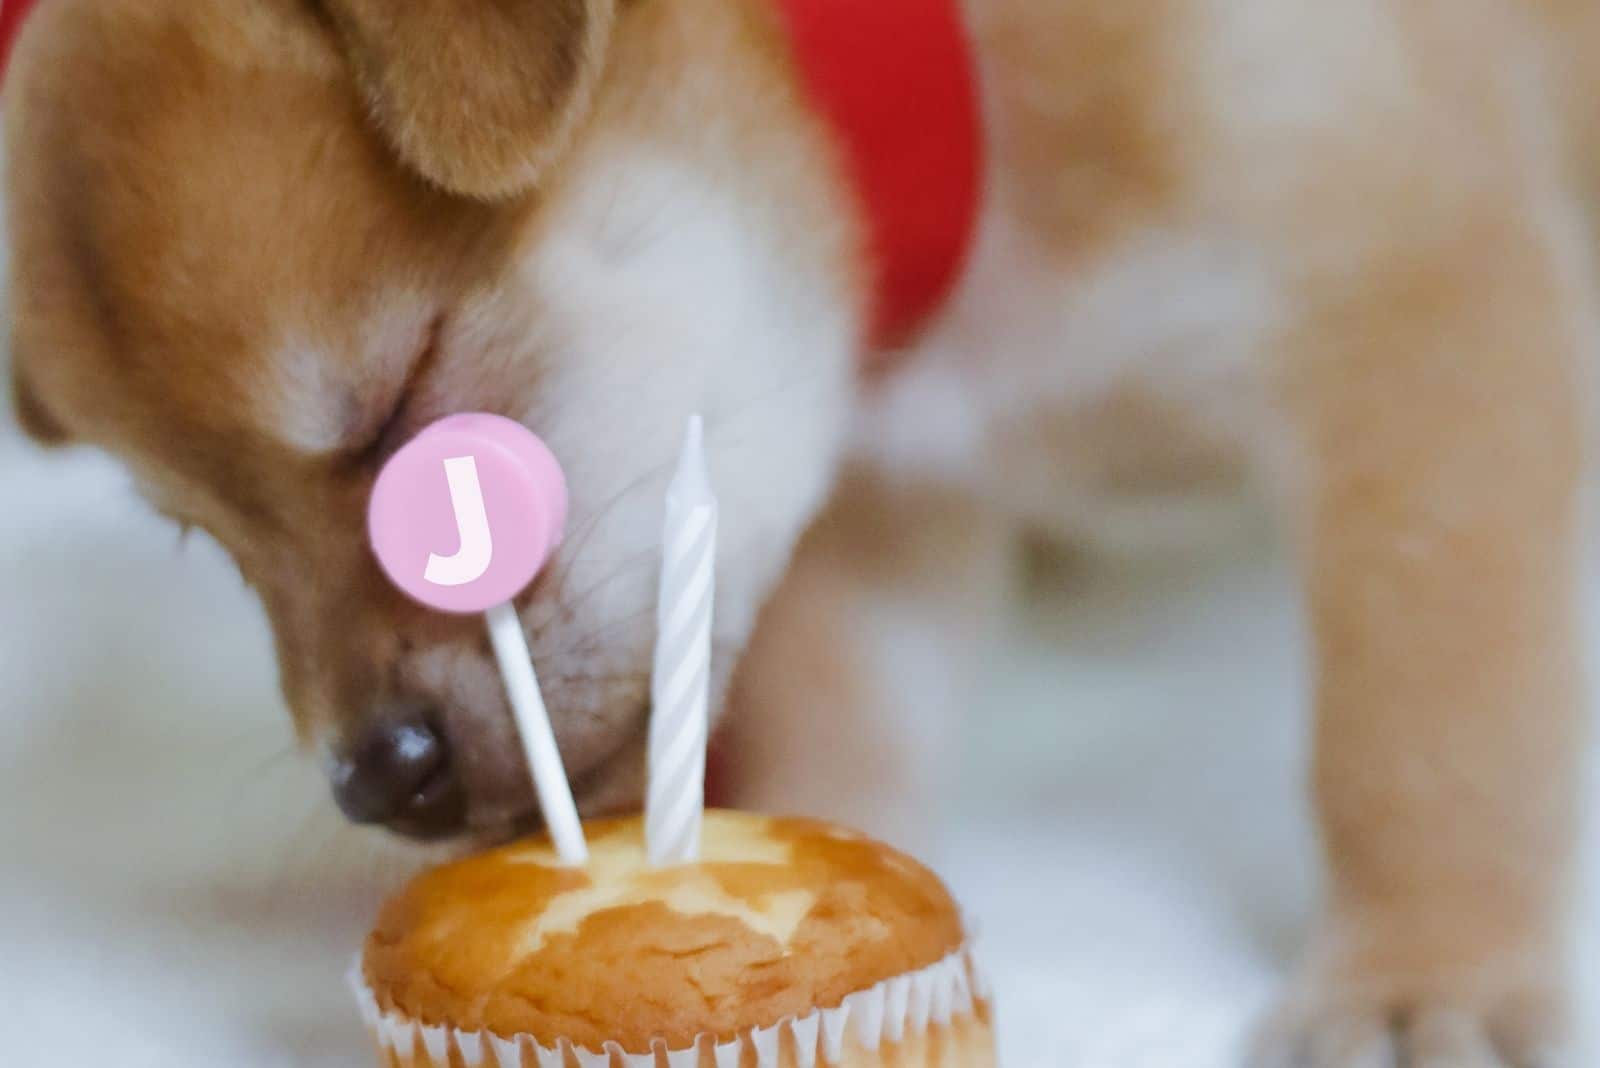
[505,144,858,642]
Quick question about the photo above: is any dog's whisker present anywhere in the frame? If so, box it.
[543,670,649,688]
[552,546,660,618]
[550,605,656,660]
[545,458,675,591]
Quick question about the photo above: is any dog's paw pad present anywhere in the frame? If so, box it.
[1248,988,1571,1068]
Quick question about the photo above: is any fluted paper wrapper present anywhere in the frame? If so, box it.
[352,942,995,1068]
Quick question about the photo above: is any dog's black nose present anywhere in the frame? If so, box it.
[331,717,465,838]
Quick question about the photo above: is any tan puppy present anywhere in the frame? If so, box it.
[5,1,1594,1064]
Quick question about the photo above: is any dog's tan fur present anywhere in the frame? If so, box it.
[6,0,1596,1062]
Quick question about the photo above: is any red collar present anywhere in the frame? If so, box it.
[0,0,39,82]
[772,0,983,365]
[0,0,984,359]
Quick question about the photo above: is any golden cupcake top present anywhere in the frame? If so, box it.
[361,809,967,1051]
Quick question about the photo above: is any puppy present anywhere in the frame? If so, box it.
[6,0,1594,1063]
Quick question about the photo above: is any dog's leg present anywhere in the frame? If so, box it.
[718,466,1012,856]
[1253,201,1592,1065]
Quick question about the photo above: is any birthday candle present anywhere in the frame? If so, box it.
[647,416,718,866]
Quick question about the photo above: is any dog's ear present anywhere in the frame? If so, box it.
[319,0,617,199]
[10,358,71,446]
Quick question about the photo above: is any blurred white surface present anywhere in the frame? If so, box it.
[0,404,1597,1067]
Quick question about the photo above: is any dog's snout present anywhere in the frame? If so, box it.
[330,714,465,839]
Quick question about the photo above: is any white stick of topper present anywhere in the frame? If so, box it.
[368,413,588,865]
[646,416,718,866]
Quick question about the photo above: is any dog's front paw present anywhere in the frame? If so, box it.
[1248,940,1571,1067]
[1250,988,1569,1068]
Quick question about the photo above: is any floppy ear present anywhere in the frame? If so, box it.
[10,358,71,446]
[319,0,617,199]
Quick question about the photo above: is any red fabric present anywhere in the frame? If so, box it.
[0,0,40,85]
[773,0,983,362]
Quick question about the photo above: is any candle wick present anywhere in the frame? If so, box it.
[669,415,713,504]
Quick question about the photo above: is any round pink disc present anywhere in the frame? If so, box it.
[368,413,568,615]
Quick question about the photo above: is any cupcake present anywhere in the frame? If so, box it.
[352,809,994,1067]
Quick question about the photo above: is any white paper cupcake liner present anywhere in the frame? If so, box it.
[351,940,992,1068]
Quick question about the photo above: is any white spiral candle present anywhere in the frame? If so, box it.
[647,415,718,866]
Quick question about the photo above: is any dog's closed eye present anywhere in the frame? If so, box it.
[347,315,445,466]
[263,309,446,463]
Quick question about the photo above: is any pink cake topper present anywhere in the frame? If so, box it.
[368,413,588,864]
[368,413,568,615]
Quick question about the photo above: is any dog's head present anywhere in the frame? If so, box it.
[5,0,859,839]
